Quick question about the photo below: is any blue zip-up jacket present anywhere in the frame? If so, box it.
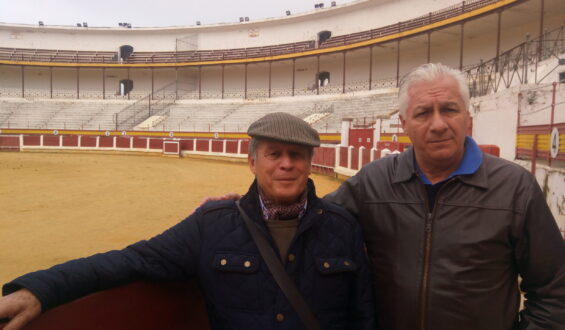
[4,179,376,330]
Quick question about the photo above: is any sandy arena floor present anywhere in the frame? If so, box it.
[0,151,342,285]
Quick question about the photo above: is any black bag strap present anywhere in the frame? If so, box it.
[236,201,321,330]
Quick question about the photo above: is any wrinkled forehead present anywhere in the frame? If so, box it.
[408,76,466,106]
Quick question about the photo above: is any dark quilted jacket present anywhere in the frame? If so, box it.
[4,179,376,330]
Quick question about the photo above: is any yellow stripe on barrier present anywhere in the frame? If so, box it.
[0,0,518,68]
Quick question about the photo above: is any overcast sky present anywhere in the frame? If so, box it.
[0,0,358,28]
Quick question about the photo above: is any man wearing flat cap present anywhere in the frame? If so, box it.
[0,112,375,330]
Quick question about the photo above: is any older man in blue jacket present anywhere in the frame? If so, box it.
[0,112,375,330]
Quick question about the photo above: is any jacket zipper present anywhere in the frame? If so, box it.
[419,212,433,330]
[418,179,453,330]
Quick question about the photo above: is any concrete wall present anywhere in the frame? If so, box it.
[0,0,463,51]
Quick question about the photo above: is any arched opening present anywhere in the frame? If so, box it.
[318,71,330,87]
[119,79,134,96]
[317,31,332,45]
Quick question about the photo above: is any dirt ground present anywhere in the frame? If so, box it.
[0,151,342,285]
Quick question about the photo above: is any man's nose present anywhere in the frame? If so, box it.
[429,108,448,132]
[279,154,294,169]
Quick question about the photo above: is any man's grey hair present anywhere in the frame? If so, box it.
[398,63,470,117]
[248,137,314,159]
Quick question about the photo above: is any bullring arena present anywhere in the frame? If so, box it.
[0,0,564,328]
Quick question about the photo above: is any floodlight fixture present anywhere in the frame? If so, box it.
[331,1,336,6]
[286,10,291,16]
[83,22,88,27]
[196,21,201,25]
[76,23,82,27]
[315,4,319,8]
[38,21,44,26]
[245,17,249,21]
[319,3,324,8]
[127,23,132,28]
[239,17,244,22]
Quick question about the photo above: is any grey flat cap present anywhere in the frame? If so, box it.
[247,112,320,147]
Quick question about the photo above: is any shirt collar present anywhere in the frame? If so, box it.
[417,136,483,185]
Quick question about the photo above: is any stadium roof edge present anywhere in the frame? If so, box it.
[0,0,370,31]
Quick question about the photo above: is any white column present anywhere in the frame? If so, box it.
[373,119,381,149]
[130,137,133,149]
[40,135,44,147]
[237,140,242,154]
[208,139,212,153]
[96,136,100,148]
[78,135,82,148]
[359,146,365,169]
[335,145,341,168]
[223,140,227,154]
[341,118,352,146]
[347,146,353,169]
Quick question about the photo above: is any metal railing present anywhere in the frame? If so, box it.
[466,26,565,97]
[0,0,508,65]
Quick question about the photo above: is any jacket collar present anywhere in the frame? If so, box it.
[392,147,489,189]
[238,178,322,227]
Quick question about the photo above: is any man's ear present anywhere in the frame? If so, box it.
[248,155,256,175]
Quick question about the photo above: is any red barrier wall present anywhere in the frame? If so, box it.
[81,136,97,147]
[0,280,210,330]
[372,149,380,161]
[226,141,238,154]
[339,147,348,167]
[313,147,335,168]
[240,140,249,154]
[116,137,130,149]
[361,148,371,167]
[132,137,147,149]
[180,139,194,151]
[195,140,209,152]
[211,140,223,153]
[351,148,359,170]
[349,128,374,149]
[0,136,19,150]
[62,136,78,147]
[23,136,40,146]
[164,141,180,154]
[43,136,60,147]
[99,136,113,148]
[149,139,163,150]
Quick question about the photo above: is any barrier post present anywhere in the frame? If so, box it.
[335,145,340,169]
[347,146,353,169]
[359,146,365,169]
[40,135,44,147]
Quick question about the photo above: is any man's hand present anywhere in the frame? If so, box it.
[191,193,242,214]
[0,289,41,330]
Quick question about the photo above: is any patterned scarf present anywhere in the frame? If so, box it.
[258,188,308,220]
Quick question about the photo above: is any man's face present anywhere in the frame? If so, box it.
[249,140,311,205]
[400,76,470,167]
